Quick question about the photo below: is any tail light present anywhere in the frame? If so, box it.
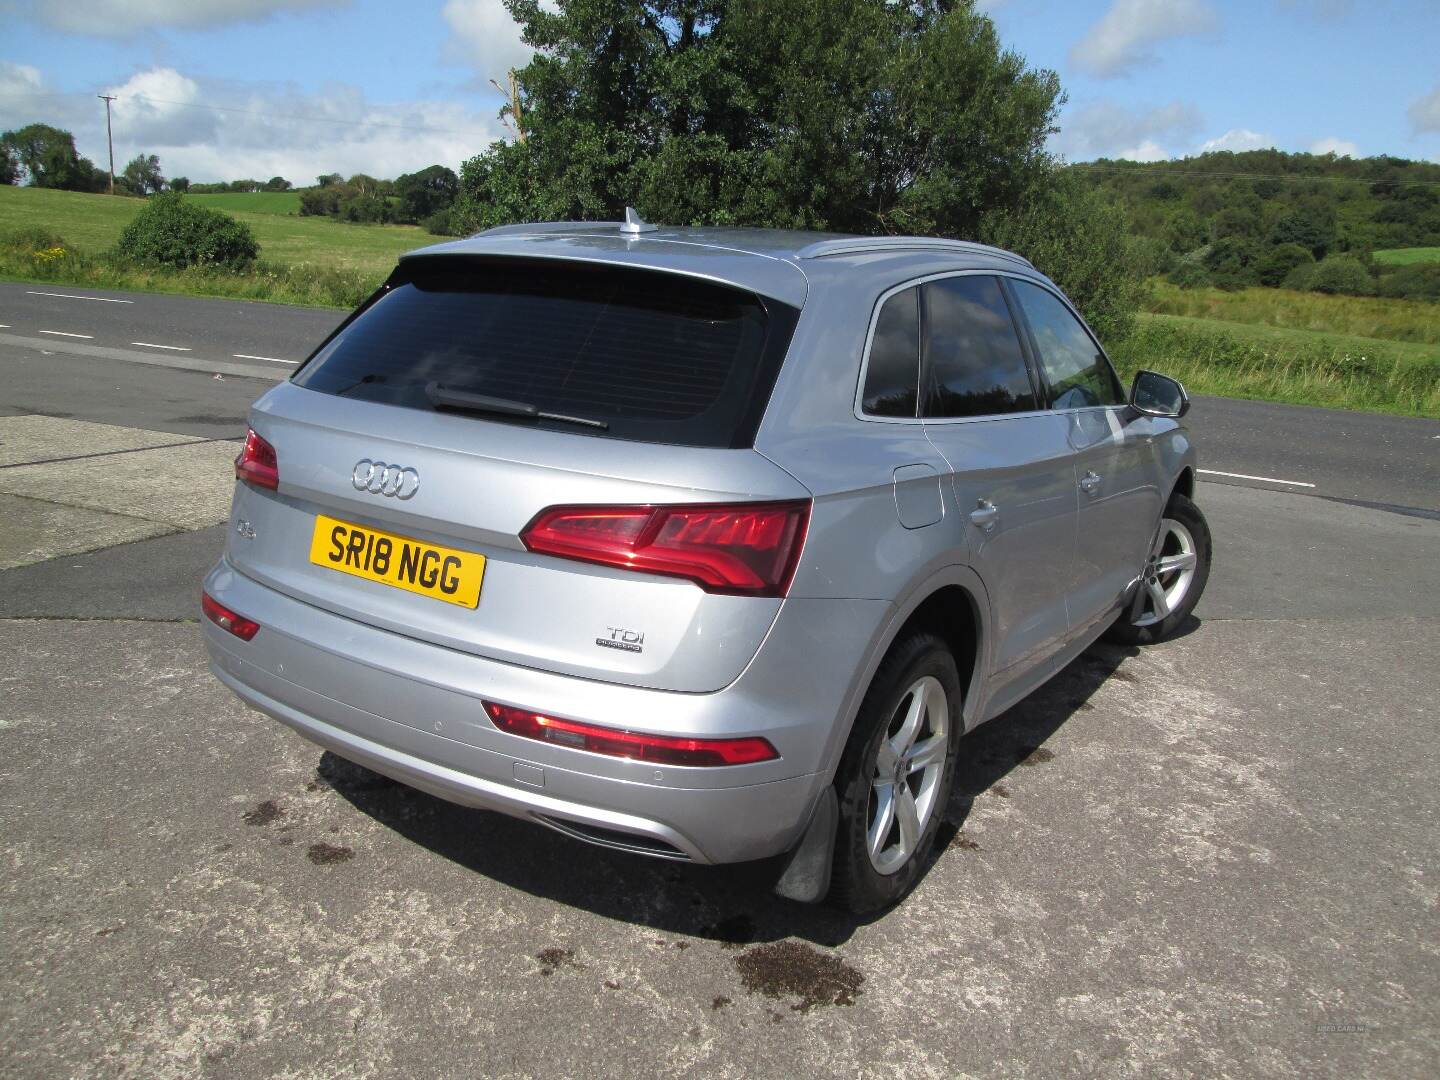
[520,501,810,596]
[235,428,278,490]
[483,702,779,767]
[202,591,260,641]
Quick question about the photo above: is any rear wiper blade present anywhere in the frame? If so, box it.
[424,382,609,430]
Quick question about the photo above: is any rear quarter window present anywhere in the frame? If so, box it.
[293,258,798,449]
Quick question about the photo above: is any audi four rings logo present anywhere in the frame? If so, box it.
[352,459,420,500]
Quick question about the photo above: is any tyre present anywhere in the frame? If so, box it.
[830,631,962,913]
[1105,492,1212,646]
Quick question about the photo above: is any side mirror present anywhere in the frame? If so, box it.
[1130,370,1190,419]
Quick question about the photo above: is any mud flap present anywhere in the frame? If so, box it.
[772,785,837,904]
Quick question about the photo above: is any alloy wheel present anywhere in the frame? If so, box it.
[867,675,950,875]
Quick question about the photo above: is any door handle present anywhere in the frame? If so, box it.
[1079,470,1103,496]
[969,499,999,532]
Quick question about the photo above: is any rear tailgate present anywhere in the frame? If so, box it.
[224,257,811,693]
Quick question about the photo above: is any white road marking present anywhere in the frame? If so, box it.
[233,353,298,365]
[26,291,133,304]
[1198,468,1316,489]
[38,330,94,339]
[130,341,192,352]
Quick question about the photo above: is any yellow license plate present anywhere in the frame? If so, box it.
[308,514,485,608]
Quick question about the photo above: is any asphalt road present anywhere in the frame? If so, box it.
[2,280,1437,509]
[1,283,1438,1077]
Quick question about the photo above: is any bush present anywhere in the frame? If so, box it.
[1200,236,1261,291]
[1168,261,1211,289]
[1303,255,1375,296]
[115,193,258,269]
[1255,243,1314,288]
[1377,263,1440,302]
[980,174,1146,343]
[1,226,67,254]
[422,208,461,237]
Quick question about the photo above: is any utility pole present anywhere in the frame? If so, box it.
[489,70,526,143]
[97,94,116,194]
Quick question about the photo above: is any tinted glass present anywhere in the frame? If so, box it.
[1010,280,1123,410]
[293,259,793,448]
[922,275,1037,418]
[862,287,920,417]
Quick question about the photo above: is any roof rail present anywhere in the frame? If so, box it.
[474,220,625,238]
[795,235,1034,268]
[476,209,659,239]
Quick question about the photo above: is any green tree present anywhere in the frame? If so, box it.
[264,176,292,191]
[122,153,165,196]
[1254,242,1313,287]
[316,172,343,188]
[0,140,18,185]
[169,176,190,192]
[1269,198,1337,258]
[1164,209,1208,254]
[1202,235,1261,289]
[458,0,1062,236]
[395,164,459,223]
[0,123,103,190]
[980,173,1146,343]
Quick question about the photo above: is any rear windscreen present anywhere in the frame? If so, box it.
[292,257,797,448]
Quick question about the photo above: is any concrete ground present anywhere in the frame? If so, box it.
[1,406,1437,1077]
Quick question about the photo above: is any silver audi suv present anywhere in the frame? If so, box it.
[203,214,1210,912]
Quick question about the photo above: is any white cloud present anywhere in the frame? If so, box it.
[1070,0,1219,78]
[1115,140,1170,162]
[101,68,216,146]
[442,0,546,78]
[1310,136,1358,157]
[1199,128,1273,153]
[1409,85,1440,134]
[16,0,348,35]
[1052,100,1202,161]
[0,61,43,98]
[2,63,503,184]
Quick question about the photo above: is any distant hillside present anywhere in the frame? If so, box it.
[1071,150,1440,254]
[1069,151,1440,299]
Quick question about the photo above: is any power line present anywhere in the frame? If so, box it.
[1,87,486,138]
[122,93,472,137]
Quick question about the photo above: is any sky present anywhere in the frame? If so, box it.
[1,0,1438,184]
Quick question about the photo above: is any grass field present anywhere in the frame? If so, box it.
[1374,247,1440,266]
[1113,312,1439,417]
[0,185,427,276]
[1145,280,1440,344]
[187,190,303,216]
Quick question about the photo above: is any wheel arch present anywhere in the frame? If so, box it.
[1171,465,1196,503]
[818,565,992,784]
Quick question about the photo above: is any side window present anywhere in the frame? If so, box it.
[921,275,1037,418]
[1010,280,1123,409]
[862,286,920,417]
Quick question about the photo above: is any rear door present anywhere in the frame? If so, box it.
[914,273,1078,679]
[227,257,809,693]
[1006,278,1162,631]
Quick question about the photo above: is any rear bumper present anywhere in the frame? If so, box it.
[203,559,889,864]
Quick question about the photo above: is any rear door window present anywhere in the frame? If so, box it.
[293,258,796,448]
[1009,280,1123,410]
[921,275,1038,418]
[861,286,920,417]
